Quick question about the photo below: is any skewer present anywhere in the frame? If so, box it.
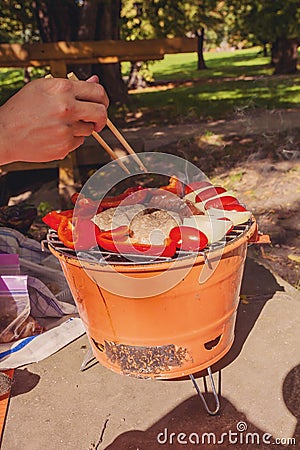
[67,72,147,173]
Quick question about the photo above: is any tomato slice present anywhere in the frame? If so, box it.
[185,181,212,194]
[221,204,247,212]
[169,226,208,252]
[195,186,227,202]
[205,196,240,210]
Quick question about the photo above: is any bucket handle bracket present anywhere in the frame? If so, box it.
[189,367,220,415]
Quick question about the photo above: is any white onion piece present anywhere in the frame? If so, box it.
[185,190,237,213]
[206,207,252,226]
[183,215,233,244]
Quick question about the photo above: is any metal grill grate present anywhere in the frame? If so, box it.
[45,220,253,266]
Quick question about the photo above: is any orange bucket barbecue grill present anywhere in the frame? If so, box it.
[46,215,260,414]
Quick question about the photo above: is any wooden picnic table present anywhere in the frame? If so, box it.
[0,37,197,76]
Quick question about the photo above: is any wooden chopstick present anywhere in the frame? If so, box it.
[106,119,147,172]
[88,131,130,174]
[67,72,147,173]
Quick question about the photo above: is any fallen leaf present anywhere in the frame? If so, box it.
[288,254,300,263]
[240,294,249,305]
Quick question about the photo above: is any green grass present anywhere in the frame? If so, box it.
[0,68,24,105]
[120,47,300,124]
[122,48,272,80]
[0,67,46,105]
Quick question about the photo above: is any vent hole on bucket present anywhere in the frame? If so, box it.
[204,335,222,350]
[91,338,104,352]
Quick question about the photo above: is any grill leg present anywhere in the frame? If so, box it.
[189,367,220,415]
[80,345,96,372]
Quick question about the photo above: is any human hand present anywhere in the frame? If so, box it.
[0,76,109,165]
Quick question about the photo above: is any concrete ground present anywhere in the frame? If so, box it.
[2,252,300,450]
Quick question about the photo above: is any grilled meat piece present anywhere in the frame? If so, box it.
[92,204,144,231]
[148,190,203,219]
[129,208,182,245]
[93,204,181,246]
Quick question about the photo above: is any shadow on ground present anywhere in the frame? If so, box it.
[10,368,40,397]
[106,366,299,449]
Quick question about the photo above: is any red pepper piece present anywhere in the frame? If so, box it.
[76,197,100,216]
[96,234,176,257]
[100,188,147,209]
[131,238,177,257]
[71,192,80,205]
[96,226,130,241]
[99,196,125,209]
[57,216,75,249]
[122,186,144,196]
[60,210,74,219]
[73,218,98,250]
[160,176,184,196]
[42,211,70,231]
[71,192,101,216]
[42,210,74,231]
[42,211,63,230]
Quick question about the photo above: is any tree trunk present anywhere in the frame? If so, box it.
[91,0,128,104]
[68,0,100,79]
[196,28,207,70]
[263,42,268,57]
[33,0,79,42]
[33,0,127,103]
[127,62,147,90]
[272,37,298,74]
